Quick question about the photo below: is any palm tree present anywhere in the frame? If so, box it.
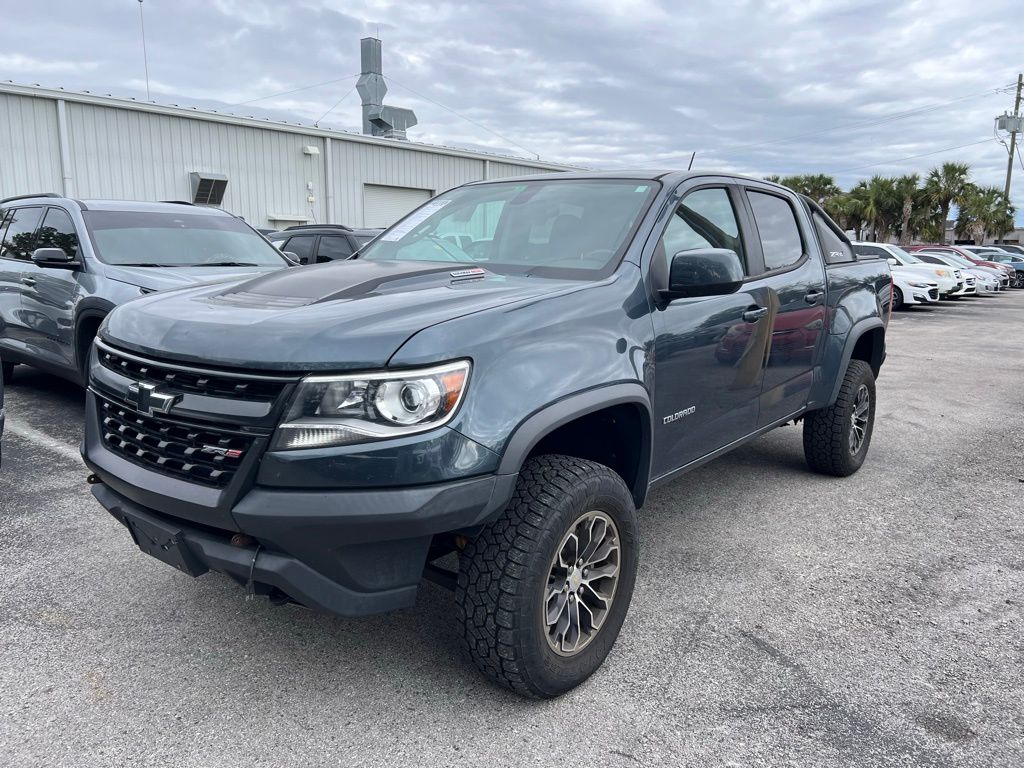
[857,176,900,241]
[778,174,842,205]
[922,162,971,244]
[956,186,1016,244]
[892,174,919,245]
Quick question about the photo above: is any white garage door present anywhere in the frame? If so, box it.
[363,184,433,228]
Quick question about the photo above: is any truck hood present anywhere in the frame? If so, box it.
[100,260,580,371]
[103,264,286,293]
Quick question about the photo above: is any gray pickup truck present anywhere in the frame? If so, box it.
[83,171,891,697]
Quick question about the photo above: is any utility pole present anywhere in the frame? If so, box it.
[1003,73,1022,200]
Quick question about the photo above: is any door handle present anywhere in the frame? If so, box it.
[742,306,769,322]
[20,277,36,287]
[804,290,824,304]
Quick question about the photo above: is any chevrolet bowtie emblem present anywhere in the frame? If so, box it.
[126,382,180,416]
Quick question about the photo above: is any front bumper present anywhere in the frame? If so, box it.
[89,466,517,616]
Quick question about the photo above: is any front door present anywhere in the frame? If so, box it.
[650,183,767,478]
[20,207,84,370]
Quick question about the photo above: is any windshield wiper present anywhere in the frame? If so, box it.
[191,261,260,267]
[115,263,180,267]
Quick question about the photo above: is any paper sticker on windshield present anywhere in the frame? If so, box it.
[379,199,451,241]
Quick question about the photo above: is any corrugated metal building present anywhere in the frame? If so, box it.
[0,82,574,229]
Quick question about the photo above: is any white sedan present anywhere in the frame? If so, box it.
[890,265,939,309]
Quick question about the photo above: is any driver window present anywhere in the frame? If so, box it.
[660,188,745,271]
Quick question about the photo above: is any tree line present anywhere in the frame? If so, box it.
[765,162,1017,245]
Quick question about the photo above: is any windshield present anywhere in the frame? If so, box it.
[358,179,658,279]
[890,246,922,263]
[83,210,289,267]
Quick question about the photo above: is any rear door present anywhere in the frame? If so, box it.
[20,207,84,370]
[649,179,765,477]
[0,206,44,350]
[737,185,827,427]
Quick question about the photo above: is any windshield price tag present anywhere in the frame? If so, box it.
[380,199,452,241]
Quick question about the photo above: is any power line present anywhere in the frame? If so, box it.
[313,84,358,127]
[138,0,151,102]
[232,74,360,106]
[718,84,1015,157]
[384,75,542,160]
[832,138,995,173]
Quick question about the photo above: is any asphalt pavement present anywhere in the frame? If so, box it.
[1,291,1022,767]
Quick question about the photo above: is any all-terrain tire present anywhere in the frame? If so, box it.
[802,359,876,477]
[456,455,638,698]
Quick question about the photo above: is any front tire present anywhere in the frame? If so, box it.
[802,360,876,477]
[891,286,904,311]
[456,455,639,698]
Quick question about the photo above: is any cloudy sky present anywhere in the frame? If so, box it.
[3,0,1022,201]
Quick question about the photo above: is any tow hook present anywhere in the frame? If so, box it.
[86,474,102,485]
[230,533,255,547]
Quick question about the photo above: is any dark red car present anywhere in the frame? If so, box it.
[907,244,1014,285]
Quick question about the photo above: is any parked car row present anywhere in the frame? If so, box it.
[852,241,1023,309]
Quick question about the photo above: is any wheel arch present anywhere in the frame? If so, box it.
[74,301,113,380]
[828,320,885,405]
[496,383,653,508]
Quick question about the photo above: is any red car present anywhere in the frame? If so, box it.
[906,245,1014,286]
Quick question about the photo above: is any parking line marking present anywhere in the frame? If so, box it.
[6,419,84,465]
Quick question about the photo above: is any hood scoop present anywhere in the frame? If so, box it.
[209,290,315,309]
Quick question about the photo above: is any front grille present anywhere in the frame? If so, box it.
[100,398,254,487]
[98,345,289,402]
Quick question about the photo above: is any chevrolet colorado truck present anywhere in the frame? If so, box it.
[83,171,890,698]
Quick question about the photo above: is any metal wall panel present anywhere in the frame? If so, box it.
[0,93,63,197]
[64,103,327,227]
[1,86,568,228]
[487,161,555,179]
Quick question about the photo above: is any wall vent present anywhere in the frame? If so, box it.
[190,172,228,205]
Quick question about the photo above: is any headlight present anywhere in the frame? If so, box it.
[907,281,929,288]
[272,360,471,450]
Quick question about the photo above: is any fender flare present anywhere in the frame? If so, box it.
[73,300,115,373]
[496,382,654,507]
[828,318,885,405]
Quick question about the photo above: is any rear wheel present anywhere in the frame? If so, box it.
[802,360,876,477]
[456,455,638,698]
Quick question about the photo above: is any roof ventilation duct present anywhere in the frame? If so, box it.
[356,37,418,140]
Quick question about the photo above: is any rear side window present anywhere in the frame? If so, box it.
[316,235,353,262]
[1,207,44,261]
[747,191,803,271]
[36,207,80,258]
[660,187,746,269]
[281,235,315,261]
[853,244,887,258]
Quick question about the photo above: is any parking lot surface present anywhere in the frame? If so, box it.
[1,293,1022,767]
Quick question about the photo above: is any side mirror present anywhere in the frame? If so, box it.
[282,251,310,266]
[31,247,80,269]
[887,257,899,266]
[661,248,744,300]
